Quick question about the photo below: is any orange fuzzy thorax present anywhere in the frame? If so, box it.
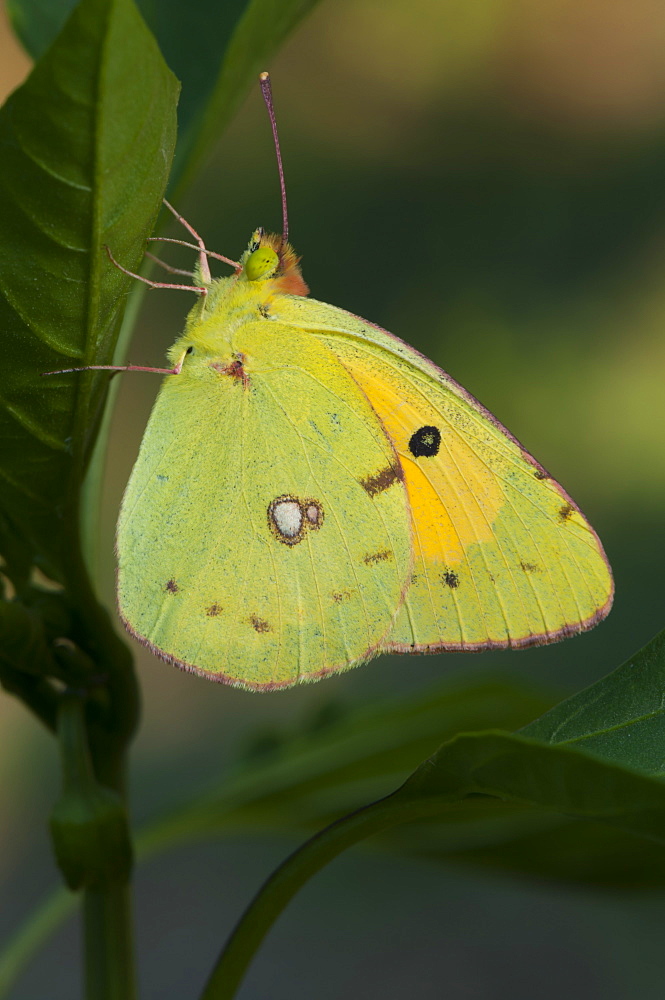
[261,232,309,297]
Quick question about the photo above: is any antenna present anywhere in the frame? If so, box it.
[259,72,289,247]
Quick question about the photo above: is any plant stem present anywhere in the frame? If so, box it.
[199,796,437,1000]
[59,537,139,791]
[83,883,137,1000]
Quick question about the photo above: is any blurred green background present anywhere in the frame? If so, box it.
[2,0,665,996]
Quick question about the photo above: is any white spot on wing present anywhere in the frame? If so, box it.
[272,500,303,539]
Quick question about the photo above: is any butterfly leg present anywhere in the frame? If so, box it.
[146,236,239,270]
[162,199,213,284]
[104,244,207,295]
[41,358,186,377]
[148,201,239,271]
[144,251,195,278]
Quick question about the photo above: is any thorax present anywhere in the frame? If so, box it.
[183,275,275,351]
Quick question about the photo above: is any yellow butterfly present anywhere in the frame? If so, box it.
[82,74,615,690]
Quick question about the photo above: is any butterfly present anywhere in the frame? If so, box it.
[57,74,614,690]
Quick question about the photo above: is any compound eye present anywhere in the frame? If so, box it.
[245,247,279,281]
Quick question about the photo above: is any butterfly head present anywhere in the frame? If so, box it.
[240,229,309,297]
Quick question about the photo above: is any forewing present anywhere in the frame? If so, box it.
[273,296,614,650]
[117,321,412,688]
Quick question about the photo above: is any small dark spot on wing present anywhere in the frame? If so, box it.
[165,579,178,593]
[363,550,393,565]
[534,468,550,481]
[249,614,272,633]
[442,570,459,589]
[207,603,222,616]
[559,503,574,521]
[360,463,403,497]
[332,590,353,603]
[520,562,541,573]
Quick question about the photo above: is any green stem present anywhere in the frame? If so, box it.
[199,796,440,1000]
[60,537,139,792]
[51,694,136,997]
[83,883,137,1000]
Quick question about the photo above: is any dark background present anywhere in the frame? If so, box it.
[1,0,665,996]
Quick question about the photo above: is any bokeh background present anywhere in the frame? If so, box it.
[2,0,665,996]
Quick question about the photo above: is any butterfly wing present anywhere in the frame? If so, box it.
[117,321,412,689]
[271,296,614,651]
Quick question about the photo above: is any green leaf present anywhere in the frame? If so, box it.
[0,0,179,580]
[0,600,57,674]
[0,674,551,995]
[8,0,323,192]
[135,676,552,854]
[402,731,665,836]
[418,814,665,888]
[522,627,665,774]
[174,0,323,189]
[6,0,76,59]
[201,730,665,999]
[137,0,249,179]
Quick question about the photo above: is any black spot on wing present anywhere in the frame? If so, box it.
[207,603,222,616]
[409,425,441,458]
[442,570,459,589]
[165,579,178,593]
